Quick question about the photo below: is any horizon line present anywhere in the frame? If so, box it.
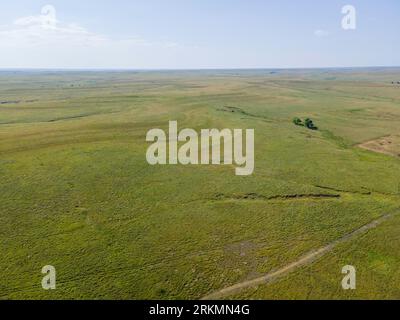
[0,65,399,72]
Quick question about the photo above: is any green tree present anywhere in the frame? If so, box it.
[305,118,318,130]
[293,117,303,126]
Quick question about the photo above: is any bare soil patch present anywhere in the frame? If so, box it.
[358,135,400,158]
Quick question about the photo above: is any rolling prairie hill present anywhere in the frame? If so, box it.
[1,68,400,299]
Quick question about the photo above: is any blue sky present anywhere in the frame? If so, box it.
[0,0,399,69]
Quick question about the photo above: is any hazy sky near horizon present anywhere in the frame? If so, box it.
[0,0,399,69]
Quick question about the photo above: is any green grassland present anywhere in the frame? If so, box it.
[1,68,400,299]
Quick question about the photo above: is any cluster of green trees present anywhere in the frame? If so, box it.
[293,117,318,130]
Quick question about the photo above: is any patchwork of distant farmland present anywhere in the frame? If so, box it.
[1,68,400,299]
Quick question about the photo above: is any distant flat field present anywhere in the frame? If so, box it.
[1,68,400,299]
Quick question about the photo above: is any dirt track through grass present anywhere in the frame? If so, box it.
[201,210,398,300]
